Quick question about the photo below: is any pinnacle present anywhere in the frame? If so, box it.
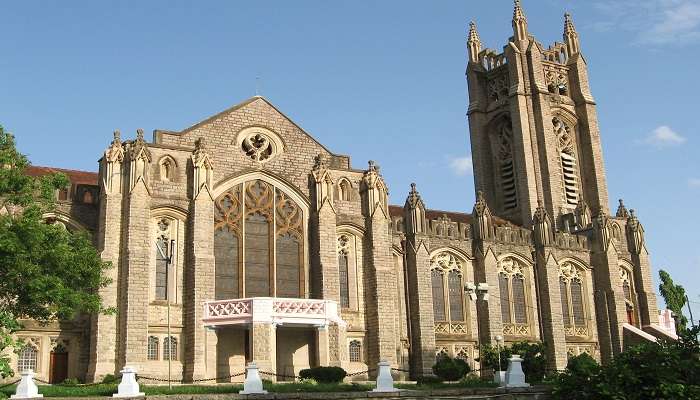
[513,0,526,21]
[564,12,577,34]
[468,21,481,44]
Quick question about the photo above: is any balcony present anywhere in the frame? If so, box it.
[202,297,344,327]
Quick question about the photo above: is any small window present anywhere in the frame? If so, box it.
[18,345,38,373]
[160,157,175,182]
[163,336,177,361]
[339,180,351,201]
[147,336,159,360]
[82,190,94,204]
[349,340,362,363]
[57,188,69,201]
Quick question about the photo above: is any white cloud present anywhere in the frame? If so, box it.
[689,178,700,187]
[641,125,686,147]
[449,155,473,176]
[593,0,700,45]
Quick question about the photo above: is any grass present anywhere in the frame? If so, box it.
[0,377,498,398]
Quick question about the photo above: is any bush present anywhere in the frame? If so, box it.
[298,366,346,384]
[478,341,547,383]
[432,356,471,381]
[101,374,118,384]
[552,326,700,400]
[416,375,443,385]
[61,377,80,386]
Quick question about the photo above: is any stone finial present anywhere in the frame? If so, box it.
[616,199,629,218]
[105,130,125,163]
[626,209,645,254]
[575,199,591,228]
[405,182,424,209]
[192,137,213,198]
[367,159,380,173]
[136,128,144,142]
[532,201,553,247]
[467,21,482,63]
[563,12,580,55]
[512,0,528,41]
[472,190,493,240]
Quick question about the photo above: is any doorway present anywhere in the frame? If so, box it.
[49,352,68,384]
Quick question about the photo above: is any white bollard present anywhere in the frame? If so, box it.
[371,360,399,393]
[113,366,144,398]
[239,362,267,395]
[11,369,43,399]
[505,354,530,388]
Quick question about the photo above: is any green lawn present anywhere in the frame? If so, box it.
[0,378,498,398]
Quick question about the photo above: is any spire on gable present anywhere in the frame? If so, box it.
[467,21,482,63]
[512,0,528,41]
[564,12,580,55]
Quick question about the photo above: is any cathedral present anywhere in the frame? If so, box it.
[7,2,675,384]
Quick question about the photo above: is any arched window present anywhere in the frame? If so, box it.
[559,262,588,336]
[431,270,446,322]
[430,252,468,325]
[494,120,517,211]
[554,117,579,207]
[337,235,351,308]
[214,179,305,299]
[348,340,362,363]
[17,345,37,373]
[619,266,637,325]
[147,336,159,360]
[159,157,175,182]
[338,180,351,201]
[498,257,530,336]
[163,336,177,361]
[154,219,173,301]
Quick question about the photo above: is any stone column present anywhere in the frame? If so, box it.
[310,154,339,300]
[250,323,276,379]
[87,131,124,381]
[361,162,397,373]
[316,325,330,366]
[184,138,216,381]
[328,323,348,370]
[119,130,152,371]
[402,184,436,378]
[532,206,568,371]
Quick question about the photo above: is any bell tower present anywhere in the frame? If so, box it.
[466,1,609,229]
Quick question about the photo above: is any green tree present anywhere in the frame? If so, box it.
[659,269,688,331]
[0,126,111,378]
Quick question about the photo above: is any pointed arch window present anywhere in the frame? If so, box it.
[494,121,517,211]
[498,257,531,336]
[338,179,351,201]
[620,266,637,325]
[430,252,468,325]
[559,263,588,336]
[154,219,176,301]
[554,117,580,207]
[337,235,351,308]
[159,156,176,182]
[163,336,177,361]
[214,179,305,299]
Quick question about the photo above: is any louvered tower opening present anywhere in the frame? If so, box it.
[561,151,578,206]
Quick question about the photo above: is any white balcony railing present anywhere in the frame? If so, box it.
[202,297,344,327]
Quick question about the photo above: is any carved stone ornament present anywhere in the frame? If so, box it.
[191,137,213,197]
[558,262,581,283]
[553,118,574,154]
[128,129,152,191]
[105,130,124,163]
[430,252,463,273]
[616,199,629,218]
[593,211,611,252]
[626,209,645,254]
[405,183,423,209]
[235,126,284,164]
[497,257,524,278]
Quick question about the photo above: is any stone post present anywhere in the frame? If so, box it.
[310,154,339,301]
[11,370,42,399]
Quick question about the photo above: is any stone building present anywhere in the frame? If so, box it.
[6,1,674,384]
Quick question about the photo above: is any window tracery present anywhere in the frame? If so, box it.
[554,117,579,207]
[236,127,283,163]
[214,179,305,299]
[498,257,530,336]
[559,262,588,336]
[147,336,159,360]
[17,345,38,373]
[494,121,518,211]
[154,218,174,301]
[430,252,467,328]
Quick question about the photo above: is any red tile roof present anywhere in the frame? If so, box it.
[26,166,98,186]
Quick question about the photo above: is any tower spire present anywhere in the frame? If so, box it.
[467,21,482,63]
[512,0,528,41]
[563,12,580,55]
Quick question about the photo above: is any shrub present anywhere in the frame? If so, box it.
[101,374,118,384]
[478,341,547,383]
[298,366,346,384]
[416,375,443,386]
[61,377,80,386]
[552,326,700,400]
[432,356,471,381]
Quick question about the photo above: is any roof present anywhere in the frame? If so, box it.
[26,166,98,186]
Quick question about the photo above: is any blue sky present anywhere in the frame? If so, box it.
[2,1,699,316]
